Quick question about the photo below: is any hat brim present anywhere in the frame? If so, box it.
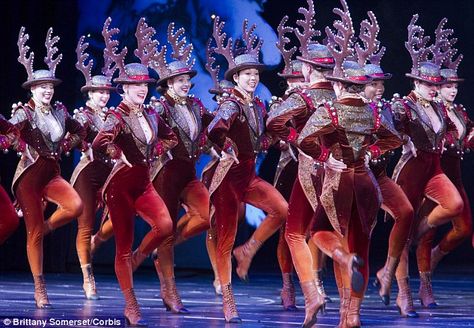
[296,56,335,69]
[278,72,304,79]
[443,77,465,83]
[156,70,197,87]
[80,85,117,93]
[224,63,266,81]
[368,73,392,80]
[325,75,373,85]
[22,78,62,89]
[113,77,156,84]
[405,73,445,85]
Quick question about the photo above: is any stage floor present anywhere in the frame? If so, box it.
[1,270,473,327]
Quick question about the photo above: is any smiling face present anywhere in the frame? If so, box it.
[122,83,148,106]
[31,83,54,105]
[233,68,260,93]
[88,89,111,108]
[363,80,385,101]
[439,82,458,103]
[414,80,439,101]
[167,74,191,98]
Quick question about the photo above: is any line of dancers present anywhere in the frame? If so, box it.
[0,0,472,327]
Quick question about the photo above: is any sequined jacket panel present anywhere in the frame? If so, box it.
[442,103,474,158]
[154,94,214,162]
[392,92,447,154]
[92,102,178,167]
[207,88,269,162]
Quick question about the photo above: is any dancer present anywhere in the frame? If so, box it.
[417,20,473,303]
[266,0,336,313]
[92,18,177,326]
[357,14,414,307]
[10,27,86,308]
[206,17,288,322]
[391,15,463,316]
[299,2,402,326]
[0,115,19,245]
[71,35,117,300]
[132,22,214,313]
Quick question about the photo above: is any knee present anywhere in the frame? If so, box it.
[272,200,288,223]
[158,218,173,239]
[68,196,84,218]
[285,229,304,247]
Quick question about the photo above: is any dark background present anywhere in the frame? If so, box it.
[0,0,472,276]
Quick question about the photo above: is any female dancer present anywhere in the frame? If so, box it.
[10,27,86,308]
[92,18,177,326]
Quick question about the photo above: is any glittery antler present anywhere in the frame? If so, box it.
[17,27,34,80]
[325,0,354,76]
[430,18,454,66]
[134,17,158,66]
[405,14,431,74]
[205,38,220,90]
[212,16,234,65]
[167,22,194,66]
[295,0,320,57]
[102,17,127,79]
[276,16,297,75]
[75,35,93,85]
[355,11,380,67]
[241,19,263,57]
[44,28,63,74]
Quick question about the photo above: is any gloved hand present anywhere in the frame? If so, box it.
[323,153,347,172]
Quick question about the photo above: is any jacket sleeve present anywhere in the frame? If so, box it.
[0,115,19,149]
[64,110,87,150]
[266,92,307,143]
[369,114,403,158]
[156,114,178,152]
[297,106,335,160]
[207,100,240,151]
[92,113,123,159]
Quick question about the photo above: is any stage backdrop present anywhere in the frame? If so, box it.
[0,0,472,274]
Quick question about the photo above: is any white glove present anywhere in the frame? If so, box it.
[402,137,417,158]
[23,146,35,163]
[120,152,133,167]
[468,129,474,142]
[221,148,239,164]
[85,147,94,161]
[364,152,371,167]
[323,153,347,172]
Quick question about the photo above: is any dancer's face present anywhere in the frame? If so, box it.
[439,82,458,103]
[88,90,111,108]
[31,83,54,105]
[123,83,148,106]
[234,68,259,93]
[168,74,191,98]
[363,80,385,101]
[414,80,439,101]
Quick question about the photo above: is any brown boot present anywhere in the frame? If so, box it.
[81,264,99,300]
[430,245,448,272]
[315,269,332,303]
[332,248,364,293]
[395,277,418,318]
[419,271,437,308]
[346,296,362,328]
[221,283,242,323]
[300,280,325,328]
[374,256,398,305]
[280,273,297,311]
[161,277,189,314]
[232,238,262,282]
[123,288,147,326]
[336,288,350,328]
[33,275,52,309]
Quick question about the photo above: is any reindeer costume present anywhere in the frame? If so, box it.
[91,18,177,326]
[390,15,463,317]
[9,27,86,309]
[70,34,117,301]
[417,18,473,307]
[297,2,401,326]
[353,12,415,308]
[131,22,214,314]
[205,17,288,323]
[0,115,19,246]
[266,0,336,312]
